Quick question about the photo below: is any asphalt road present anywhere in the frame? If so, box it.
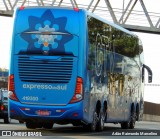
[0,119,160,139]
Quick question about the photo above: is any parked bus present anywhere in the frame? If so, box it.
[8,7,152,131]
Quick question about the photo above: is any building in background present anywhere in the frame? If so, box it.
[0,68,8,88]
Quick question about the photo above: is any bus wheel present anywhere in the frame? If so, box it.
[43,123,54,129]
[72,123,80,126]
[121,122,130,129]
[130,112,136,129]
[83,111,98,132]
[26,121,36,129]
[91,111,99,131]
[19,120,24,124]
[4,118,10,124]
[136,105,140,121]
[130,120,135,129]
[96,112,104,131]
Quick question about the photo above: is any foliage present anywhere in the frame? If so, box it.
[88,16,140,58]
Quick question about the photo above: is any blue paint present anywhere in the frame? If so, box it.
[8,7,144,130]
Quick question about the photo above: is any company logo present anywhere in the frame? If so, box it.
[22,84,67,91]
[2,131,11,137]
[1,131,42,137]
[21,10,73,54]
[36,25,58,47]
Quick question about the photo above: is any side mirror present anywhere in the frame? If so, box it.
[142,65,145,83]
[148,75,152,83]
[142,64,152,83]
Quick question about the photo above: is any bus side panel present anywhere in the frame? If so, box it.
[77,10,92,123]
[86,14,143,124]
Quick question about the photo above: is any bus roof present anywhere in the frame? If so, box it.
[16,6,136,37]
[14,7,81,35]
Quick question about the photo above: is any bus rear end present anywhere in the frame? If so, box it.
[8,7,85,128]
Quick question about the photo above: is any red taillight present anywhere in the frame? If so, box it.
[8,74,14,92]
[19,6,25,10]
[74,8,79,12]
[1,105,5,111]
[69,77,83,104]
[76,77,83,93]
[8,74,19,101]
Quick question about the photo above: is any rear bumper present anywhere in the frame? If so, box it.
[9,99,83,122]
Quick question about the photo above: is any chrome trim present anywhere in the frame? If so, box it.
[23,31,72,35]
[21,102,67,106]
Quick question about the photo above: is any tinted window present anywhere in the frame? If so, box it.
[87,16,140,58]
[113,29,139,58]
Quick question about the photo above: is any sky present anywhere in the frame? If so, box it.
[0,16,13,69]
[0,0,160,103]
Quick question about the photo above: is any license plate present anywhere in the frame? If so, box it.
[36,110,51,116]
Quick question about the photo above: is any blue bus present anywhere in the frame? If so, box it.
[8,7,152,131]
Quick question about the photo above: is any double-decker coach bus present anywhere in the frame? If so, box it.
[8,7,152,131]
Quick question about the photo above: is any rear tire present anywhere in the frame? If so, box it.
[19,120,24,124]
[83,111,98,132]
[43,123,53,129]
[4,118,9,124]
[121,111,136,129]
[130,120,135,129]
[130,112,136,129]
[121,121,130,129]
[72,123,80,127]
[26,121,36,129]
[96,112,104,131]
[136,106,140,121]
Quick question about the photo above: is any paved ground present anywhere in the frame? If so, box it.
[0,120,160,139]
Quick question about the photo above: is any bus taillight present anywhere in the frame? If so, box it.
[74,8,79,12]
[8,75,14,91]
[1,105,5,111]
[19,6,25,10]
[8,74,19,101]
[69,77,83,104]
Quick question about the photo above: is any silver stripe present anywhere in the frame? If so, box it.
[23,31,72,35]
[21,102,67,106]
